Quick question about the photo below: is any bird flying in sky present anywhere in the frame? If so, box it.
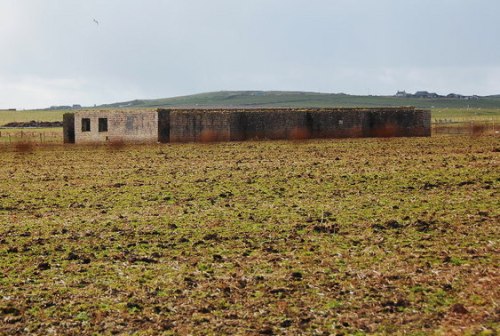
[93,18,99,25]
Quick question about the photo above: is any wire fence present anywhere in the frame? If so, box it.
[0,129,62,144]
[432,120,498,136]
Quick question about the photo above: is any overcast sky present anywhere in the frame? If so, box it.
[1,0,500,109]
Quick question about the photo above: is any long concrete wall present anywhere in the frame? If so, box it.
[161,107,430,142]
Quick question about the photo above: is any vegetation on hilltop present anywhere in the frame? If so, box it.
[100,91,500,109]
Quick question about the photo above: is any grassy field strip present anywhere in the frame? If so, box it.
[0,110,69,124]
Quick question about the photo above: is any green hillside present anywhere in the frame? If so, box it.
[100,91,500,109]
[2,91,500,126]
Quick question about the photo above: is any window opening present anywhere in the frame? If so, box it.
[82,118,91,132]
[99,118,108,132]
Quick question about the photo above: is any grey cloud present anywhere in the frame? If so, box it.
[1,0,499,109]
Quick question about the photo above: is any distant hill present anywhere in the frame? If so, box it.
[98,91,500,109]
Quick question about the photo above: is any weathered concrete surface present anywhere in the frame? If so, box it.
[65,107,431,144]
[167,110,231,143]
[162,107,431,142]
[72,110,158,144]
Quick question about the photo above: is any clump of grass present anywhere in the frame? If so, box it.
[14,141,34,153]
[107,139,126,151]
[470,123,488,136]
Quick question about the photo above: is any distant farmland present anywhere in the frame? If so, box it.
[0,110,68,125]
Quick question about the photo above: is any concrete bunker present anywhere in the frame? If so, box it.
[63,107,431,144]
